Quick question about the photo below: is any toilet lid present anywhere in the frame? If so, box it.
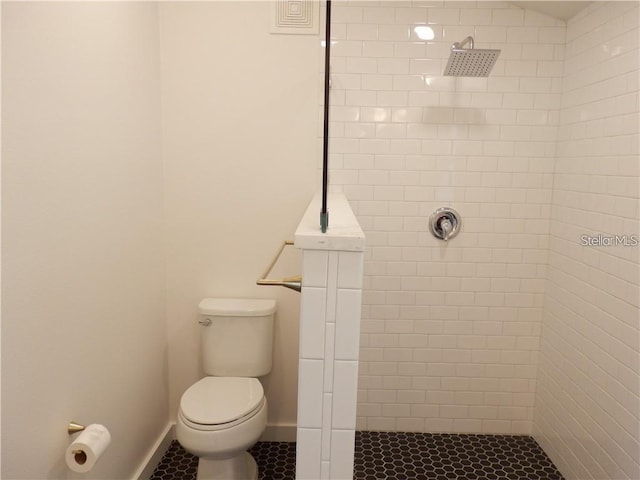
[180,377,264,425]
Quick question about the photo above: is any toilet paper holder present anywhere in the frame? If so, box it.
[65,422,112,472]
[68,422,87,461]
[68,421,86,434]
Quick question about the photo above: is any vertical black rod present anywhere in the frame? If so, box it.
[320,0,332,233]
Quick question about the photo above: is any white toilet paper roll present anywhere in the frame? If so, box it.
[65,424,111,473]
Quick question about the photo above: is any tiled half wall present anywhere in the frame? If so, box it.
[295,193,366,479]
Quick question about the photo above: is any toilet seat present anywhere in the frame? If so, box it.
[179,377,265,431]
[178,399,265,432]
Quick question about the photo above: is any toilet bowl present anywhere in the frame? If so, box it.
[176,377,268,480]
[176,298,276,480]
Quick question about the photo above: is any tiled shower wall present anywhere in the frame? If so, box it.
[327,1,566,434]
[534,3,640,480]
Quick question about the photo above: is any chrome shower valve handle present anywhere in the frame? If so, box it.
[438,217,454,240]
[430,208,461,241]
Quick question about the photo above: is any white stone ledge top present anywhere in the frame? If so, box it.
[295,192,365,252]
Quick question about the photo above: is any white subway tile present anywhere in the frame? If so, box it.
[482,420,513,434]
[296,428,322,479]
[298,359,324,428]
[378,24,411,41]
[359,141,394,159]
[475,25,507,43]
[428,7,460,25]
[332,39,365,58]
[321,393,333,461]
[460,8,493,25]
[409,58,442,75]
[330,429,357,480]
[332,361,359,429]
[320,461,330,480]
[338,251,365,289]
[376,123,407,138]
[395,7,428,25]
[427,418,454,432]
[302,250,329,288]
[492,8,524,25]
[505,60,538,76]
[300,287,327,359]
[361,75,393,91]
[394,42,427,58]
[397,417,426,432]
[347,24,379,41]
[344,122,375,139]
[539,26,566,44]
[333,6,363,24]
[324,323,336,392]
[441,25,475,43]
[522,44,555,60]
[363,7,395,25]
[360,106,391,123]
[507,26,540,43]
[345,90,377,108]
[378,58,410,74]
[377,91,409,106]
[335,289,363,360]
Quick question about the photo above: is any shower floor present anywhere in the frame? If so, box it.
[149,431,564,480]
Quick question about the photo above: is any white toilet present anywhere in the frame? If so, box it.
[176,298,276,480]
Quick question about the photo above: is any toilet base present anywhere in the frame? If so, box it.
[197,452,258,480]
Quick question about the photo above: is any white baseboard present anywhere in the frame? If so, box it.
[260,423,297,442]
[132,423,175,480]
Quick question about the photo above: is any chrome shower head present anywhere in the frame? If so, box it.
[443,36,501,77]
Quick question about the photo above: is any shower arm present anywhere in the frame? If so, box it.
[452,36,474,50]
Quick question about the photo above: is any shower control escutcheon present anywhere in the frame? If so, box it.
[430,207,461,241]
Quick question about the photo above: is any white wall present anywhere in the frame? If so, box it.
[329,0,565,434]
[159,2,319,429]
[533,3,640,479]
[2,3,168,478]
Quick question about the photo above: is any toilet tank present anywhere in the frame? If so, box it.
[198,298,276,377]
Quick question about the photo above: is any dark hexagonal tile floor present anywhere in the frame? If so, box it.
[355,432,564,480]
[149,432,564,479]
